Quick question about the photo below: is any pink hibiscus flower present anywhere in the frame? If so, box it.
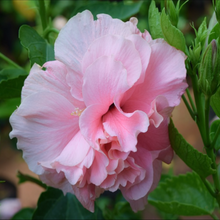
[10,10,187,212]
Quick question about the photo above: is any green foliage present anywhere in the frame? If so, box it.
[148,0,163,39]
[0,68,27,100]
[148,172,215,216]
[211,86,220,118]
[72,1,143,20]
[11,208,35,220]
[169,120,216,178]
[19,25,54,66]
[32,187,103,220]
[161,9,186,52]
[210,119,220,150]
[99,193,141,220]
[0,98,20,118]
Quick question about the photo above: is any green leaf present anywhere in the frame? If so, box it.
[211,86,220,118]
[169,120,216,178]
[148,172,215,216]
[0,98,20,118]
[0,68,27,83]
[0,69,27,100]
[72,1,143,20]
[161,9,186,52]
[148,0,164,39]
[11,208,35,220]
[32,187,103,220]
[210,119,220,150]
[19,25,54,66]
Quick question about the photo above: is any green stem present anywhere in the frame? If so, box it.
[210,213,219,220]
[17,171,47,189]
[38,0,48,31]
[191,73,206,144]
[186,88,197,113]
[200,176,216,197]
[211,122,220,149]
[190,73,220,207]
[206,148,220,207]
[43,27,59,39]
[0,52,22,69]
[182,94,195,120]
[205,96,211,148]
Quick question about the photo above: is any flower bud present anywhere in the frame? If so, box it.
[199,39,220,96]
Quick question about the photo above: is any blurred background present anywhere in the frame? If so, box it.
[0,0,215,219]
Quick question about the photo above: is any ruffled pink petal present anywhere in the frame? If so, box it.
[123,159,162,212]
[79,104,107,149]
[137,119,173,164]
[82,56,130,107]
[39,169,73,195]
[103,107,149,152]
[126,34,151,84]
[72,184,104,212]
[55,11,141,100]
[82,35,142,87]
[87,151,109,185]
[121,149,154,201]
[121,39,187,114]
[9,91,79,175]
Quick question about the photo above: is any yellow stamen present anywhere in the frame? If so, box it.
[71,107,84,116]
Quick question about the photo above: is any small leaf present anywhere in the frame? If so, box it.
[208,23,220,44]
[148,172,215,216]
[11,208,35,220]
[148,0,163,39]
[161,9,186,52]
[0,69,28,100]
[32,187,103,220]
[210,119,220,150]
[169,120,216,178]
[19,25,54,66]
[72,1,143,20]
[211,86,220,118]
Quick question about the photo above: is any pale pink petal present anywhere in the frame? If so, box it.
[103,107,149,152]
[22,61,84,108]
[51,131,90,167]
[82,56,129,106]
[55,10,94,73]
[82,35,142,87]
[9,91,78,175]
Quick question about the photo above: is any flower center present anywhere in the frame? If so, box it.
[71,108,84,116]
